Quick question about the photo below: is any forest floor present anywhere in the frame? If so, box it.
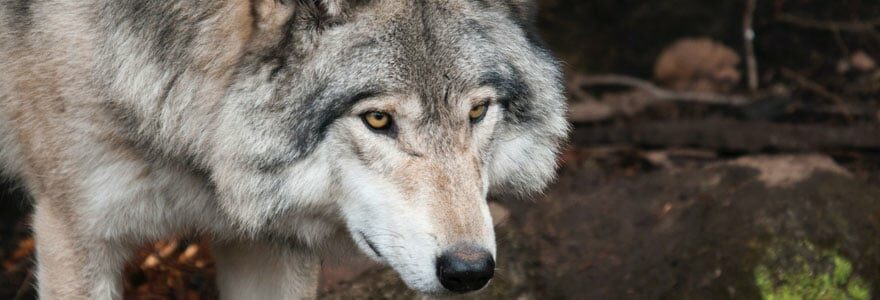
[2,0,880,299]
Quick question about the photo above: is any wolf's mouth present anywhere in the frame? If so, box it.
[359,231,382,258]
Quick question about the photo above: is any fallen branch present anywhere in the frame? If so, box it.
[780,68,853,122]
[573,74,751,105]
[776,13,880,32]
[571,120,880,152]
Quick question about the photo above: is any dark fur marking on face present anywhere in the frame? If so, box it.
[311,88,386,137]
[248,81,330,172]
[479,65,533,124]
[252,81,384,173]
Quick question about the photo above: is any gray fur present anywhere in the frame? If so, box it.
[0,0,567,298]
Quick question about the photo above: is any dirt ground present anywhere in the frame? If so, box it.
[2,0,880,299]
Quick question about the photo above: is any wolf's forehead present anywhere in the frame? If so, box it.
[335,4,515,108]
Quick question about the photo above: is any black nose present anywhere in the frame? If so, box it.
[436,246,495,293]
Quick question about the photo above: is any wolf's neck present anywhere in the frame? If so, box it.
[91,1,259,170]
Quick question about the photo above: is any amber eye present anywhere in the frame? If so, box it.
[363,111,392,130]
[469,103,489,123]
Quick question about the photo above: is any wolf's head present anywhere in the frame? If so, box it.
[209,0,567,294]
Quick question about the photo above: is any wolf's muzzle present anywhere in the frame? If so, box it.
[436,245,495,293]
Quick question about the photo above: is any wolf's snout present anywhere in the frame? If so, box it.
[436,246,495,293]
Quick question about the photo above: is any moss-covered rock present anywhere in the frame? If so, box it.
[754,239,870,300]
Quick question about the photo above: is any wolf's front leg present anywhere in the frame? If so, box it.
[213,239,320,300]
[33,202,132,300]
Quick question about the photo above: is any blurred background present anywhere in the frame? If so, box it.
[2,0,879,299]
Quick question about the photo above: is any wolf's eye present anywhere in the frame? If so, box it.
[363,111,392,130]
[469,103,489,124]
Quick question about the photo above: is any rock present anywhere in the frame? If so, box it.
[851,51,877,72]
[728,154,851,188]
[654,38,742,93]
[754,239,870,300]
[536,155,879,299]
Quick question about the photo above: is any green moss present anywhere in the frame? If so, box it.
[753,239,871,300]
[831,255,852,286]
[847,277,870,300]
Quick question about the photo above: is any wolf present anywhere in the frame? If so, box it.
[0,0,568,298]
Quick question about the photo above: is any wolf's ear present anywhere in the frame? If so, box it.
[251,0,295,31]
[250,0,353,30]
[246,0,352,51]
